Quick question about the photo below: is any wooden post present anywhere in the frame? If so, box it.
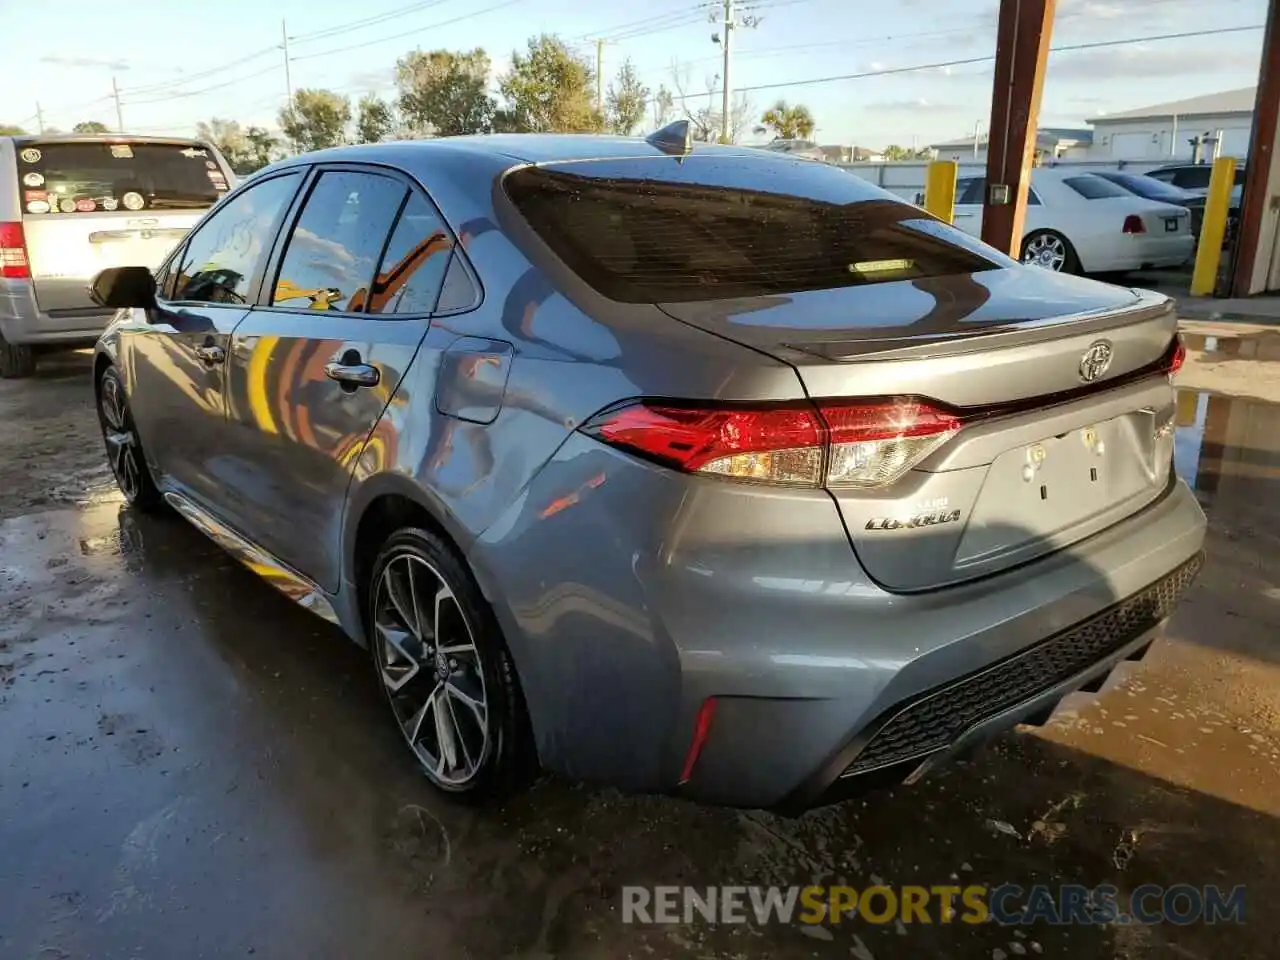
[980,0,1057,257]
[1231,0,1280,295]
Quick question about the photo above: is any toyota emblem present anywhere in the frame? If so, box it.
[1079,340,1114,383]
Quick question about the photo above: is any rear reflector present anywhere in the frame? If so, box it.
[1122,214,1146,235]
[679,697,718,784]
[1166,337,1187,374]
[0,222,29,279]
[582,397,961,488]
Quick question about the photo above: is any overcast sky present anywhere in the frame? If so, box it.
[5,0,1270,147]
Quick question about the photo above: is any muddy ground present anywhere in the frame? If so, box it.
[1,336,1279,959]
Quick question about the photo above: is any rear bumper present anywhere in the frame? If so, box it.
[1119,233,1194,270]
[472,432,1207,810]
[0,279,111,346]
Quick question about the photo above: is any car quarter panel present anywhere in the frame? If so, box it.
[471,431,1206,804]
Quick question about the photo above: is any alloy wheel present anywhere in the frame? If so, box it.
[100,374,143,501]
[373,553,490,788]
[1022,233,1067,272]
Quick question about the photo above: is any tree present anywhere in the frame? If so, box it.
[396,49,494,137]
[605,59,648,136]
[73,120,110,134]
[882,144,931,160]
[758,101,816,141]
[278,88,350,152]
[356,95,395,143]
[0,124,26,135]
[196,117,249,168]
[649,85,675,131]
[244,126,280,169]
[669,61,753,144]
[498,34,600,133]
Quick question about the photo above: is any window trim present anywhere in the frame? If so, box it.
[253,161,481,322]
[160,168,306,310]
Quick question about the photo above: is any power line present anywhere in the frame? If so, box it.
[122,64,282,106]
[289,0,528,62]
[568,5,715,44]
[119,47,278,96]
[707,23,1265,99]
[288,0,453,45]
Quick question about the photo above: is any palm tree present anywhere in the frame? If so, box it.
[759,100,816,141]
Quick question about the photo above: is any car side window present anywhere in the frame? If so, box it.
[366,192,454,315]
[1173,168,1212,190]
[958,177,986,204]
[172,173,301,305]
[271,170,407,313]
[434,251,480,314]
[154,245,184,301]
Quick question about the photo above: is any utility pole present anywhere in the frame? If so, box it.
[720,0,734,144]
[282,20,294,105]
[112,76,124,132]
[35,102,45,134]
[596,38,606,116]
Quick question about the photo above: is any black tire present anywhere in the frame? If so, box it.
[96,365,165,512]
[367,526,532,802]
[1020,229,1080,274]
[0,332,37,379]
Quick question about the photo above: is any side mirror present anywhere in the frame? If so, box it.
[90,266,157,309]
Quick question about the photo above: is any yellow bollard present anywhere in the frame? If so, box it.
[923,160,958,224]
[1190,156,1237,296]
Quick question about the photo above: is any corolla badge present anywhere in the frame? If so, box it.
[1079,340,1114,383]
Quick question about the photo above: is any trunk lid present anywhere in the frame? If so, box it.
[15,137,229,313]
[660,269,1179,591]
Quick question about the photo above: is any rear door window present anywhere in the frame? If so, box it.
[957,178,986,204]
[15,140,227,216]
[172,173,302,305]
[271,170,407,313]
[366,192,454,315]
[504,158,999,303]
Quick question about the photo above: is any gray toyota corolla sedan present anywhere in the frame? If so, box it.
[89,126,1206,811]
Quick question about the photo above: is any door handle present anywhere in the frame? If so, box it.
[195,344,226,365]
[325,360,381,388]
[955,211,976,218]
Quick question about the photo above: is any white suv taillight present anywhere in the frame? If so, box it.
[582,397,961,488]
[0,222,30,279]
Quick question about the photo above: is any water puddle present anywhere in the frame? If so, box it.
[1173,387,1280,517]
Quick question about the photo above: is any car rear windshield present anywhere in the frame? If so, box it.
[1102,173,1191,203]
[1062,175,1130,200]
[504,157,1000,303]
[15,140,225,216]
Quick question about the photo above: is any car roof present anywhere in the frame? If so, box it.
[270,134,775,170]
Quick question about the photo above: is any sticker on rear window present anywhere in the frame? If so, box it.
[102,196,119,211]
[22,172,44,187]
[122,191,145,211]
[205,160,217,170]
[20,148,41,163]
[110,144,134,159]
[58,198,77,213]
[24,189,47,203]
[75,198,96,212]
[26,199,50,214]
[180,147,208,158]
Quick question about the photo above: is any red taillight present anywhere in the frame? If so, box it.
[582,397,961,488]
[1166,337,1187,374]
[1122,214,1146,235]
[0,222,30,279]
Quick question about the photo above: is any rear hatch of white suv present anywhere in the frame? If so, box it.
[505,153,1182,592]
[13,136,232,316]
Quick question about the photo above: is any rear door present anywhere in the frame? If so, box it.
[124,171,303,511]
[952,177,985,236]
[16,138,231,327]
[222,166,456,592]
